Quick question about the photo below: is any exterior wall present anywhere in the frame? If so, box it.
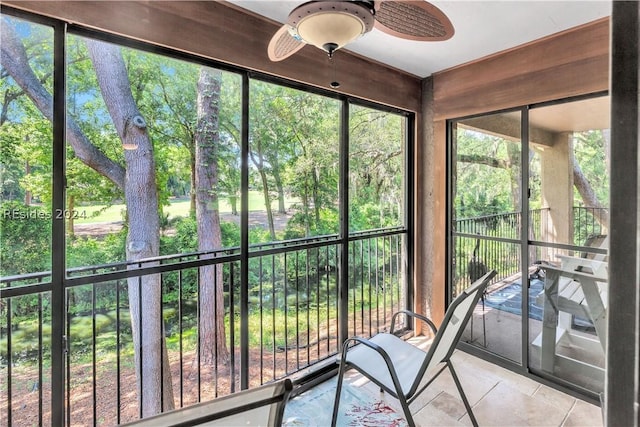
[539,132,573,251]
[416,77,446,328]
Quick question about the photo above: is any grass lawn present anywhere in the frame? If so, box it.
[75,191,297,224]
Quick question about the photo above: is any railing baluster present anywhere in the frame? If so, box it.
[178,270,184,405]
[259,256,264,385]
[383,237,387,327]
[315,248,320,360]
[38,293,43,426]
[305,249,310,366]
[375,237,380,334]
[213,265,219,399]
[92,283,97,426]
[389,236,394,318]
[159,274,165,414]
[66,287,71,426]
[351,242,356,336]
[271,255,276,380]
[116,280,122,425]
[229,263,235,393]
[295,251,300,371]
[367,238,373,337]
[360,240,364,336]
[6,298,12,427]
[137,273,144,418]
[325,246,331,354]
[283,253,288,374]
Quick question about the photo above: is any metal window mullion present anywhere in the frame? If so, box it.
[338,99,349,350]
[51,20,67,427]
[240,73,250,390]
[521,107,529,369]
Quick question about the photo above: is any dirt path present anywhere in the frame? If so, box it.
[73,211,295,238]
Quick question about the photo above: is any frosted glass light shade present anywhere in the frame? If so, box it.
[297,12,366,51]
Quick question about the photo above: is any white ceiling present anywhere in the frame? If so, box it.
[228,0,611,78]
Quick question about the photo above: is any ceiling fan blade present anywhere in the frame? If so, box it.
[268,24,305,62]
[374,0,454,41]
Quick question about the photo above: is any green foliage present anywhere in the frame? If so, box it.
[350,203,400,231]
[284,208,339,239]
[66,232,126,269]
[573,130,609,206]
[0,201,51,275]
[349,106,405,230]
[454,129,517,219]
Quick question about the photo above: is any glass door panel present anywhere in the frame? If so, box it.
[527,96,610,393]
[452,111,523,363]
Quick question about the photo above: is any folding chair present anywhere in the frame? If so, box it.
[331,270,496,427]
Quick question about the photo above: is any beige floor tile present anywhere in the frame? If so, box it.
[428,391,468,420]
[413,402,467,427]
[562,399,603,427]
[532,384,576,413]
[473,382,567,426]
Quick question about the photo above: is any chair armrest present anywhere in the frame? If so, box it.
[390,309,438,335]
[540,264,608,282]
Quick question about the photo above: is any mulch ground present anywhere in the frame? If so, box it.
[1,341,341,426]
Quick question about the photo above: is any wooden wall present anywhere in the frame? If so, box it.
[2,1,422,113]
[433,17,609,120]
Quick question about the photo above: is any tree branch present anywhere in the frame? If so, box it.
[458,153,509,169]
[1,23,125,190]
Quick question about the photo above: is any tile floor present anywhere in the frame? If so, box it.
[323,338,603,426]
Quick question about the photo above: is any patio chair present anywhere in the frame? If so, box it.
[331,270,497,427]
[533,235,608,384]
[123,378,292,427]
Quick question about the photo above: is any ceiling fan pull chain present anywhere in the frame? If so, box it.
[330,54,340,89]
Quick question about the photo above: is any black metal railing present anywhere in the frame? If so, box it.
[0,228,407,426]
[573,206,609,245]
[452,207,609,295]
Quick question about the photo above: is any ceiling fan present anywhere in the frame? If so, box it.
[267,0,454,62]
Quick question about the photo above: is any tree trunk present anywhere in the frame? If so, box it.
[506,143,521,211]
[312,168,321,228]
[301,180,311,236]
[195,67,229,366]
[272,159,286,214]
[229,195,238,216]
[190,146,197,216]
[86,40,174,417]
[249,144,276,239]
[67,194,75,238]
[258,168,277,240]
[571,147,610,228]
[24,159,32,206]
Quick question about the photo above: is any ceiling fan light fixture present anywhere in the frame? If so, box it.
[288,1,375,55]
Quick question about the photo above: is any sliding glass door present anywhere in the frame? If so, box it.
[527,96,609,394]
[450,94,610,397]
[451,110,523,363]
